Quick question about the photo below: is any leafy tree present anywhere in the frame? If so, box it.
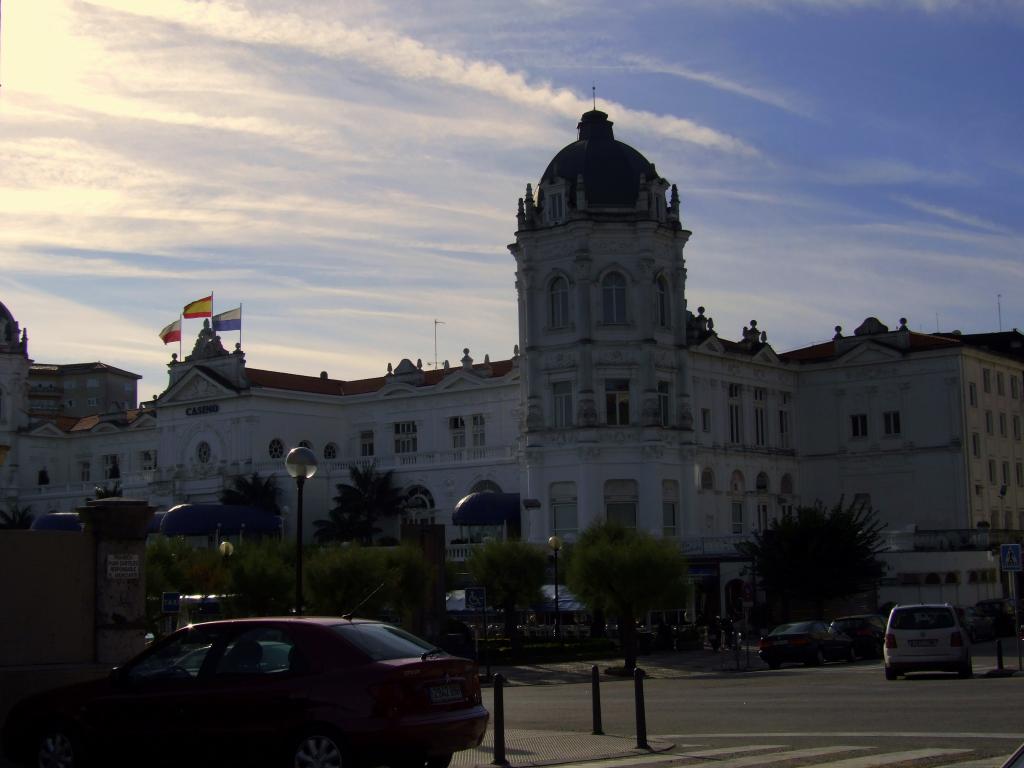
[736,499,886,620]
[0,502,34,530]
[566,522,689,673]
[313,462,407,545]
[305,543,429,622]
[220,472,282,515]
[144,537,198,635]
[224,538,294,617]
[466,539,546,644]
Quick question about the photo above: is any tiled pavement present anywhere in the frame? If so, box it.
[451,729,674,768]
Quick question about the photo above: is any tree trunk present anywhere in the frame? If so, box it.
[620,610,637,672]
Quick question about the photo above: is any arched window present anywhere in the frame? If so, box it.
[549,276,569,329]
[655,275,670,328]
[268,439,284,459]
[700,468,715,491]
[196,441,211,464]
[405,486,436,525]
[756,472,769,493]
[601,272,627,324]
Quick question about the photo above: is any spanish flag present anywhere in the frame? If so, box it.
[159,319,181,344]
[183,294,213,318]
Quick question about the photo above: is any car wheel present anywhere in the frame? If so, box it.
[884,666,898,680]
[958,661,973,679]
[846,646,856,663]
[768,660,781,670]
[806,648,825,666]
[426,755,453,768]
[292,730,346,768]
[37,724,80,768]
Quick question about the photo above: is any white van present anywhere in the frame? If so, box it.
[883,603,971,680]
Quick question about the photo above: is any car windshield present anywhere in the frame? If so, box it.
[770,621,815,635]
[332,622,436,661]
[891,607,955,630]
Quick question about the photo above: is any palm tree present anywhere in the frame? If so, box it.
[220,473,281,514]
[0,502,33,530]
[314,462,406,545]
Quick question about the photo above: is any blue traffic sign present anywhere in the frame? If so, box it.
[161,591,181,614]
[1000,544,1021,572]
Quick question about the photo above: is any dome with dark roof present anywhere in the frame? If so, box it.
[540,110,661,208]
[0,300,21,351]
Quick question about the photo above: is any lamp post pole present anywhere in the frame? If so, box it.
[285,447,318,618]
[549,535,563,643]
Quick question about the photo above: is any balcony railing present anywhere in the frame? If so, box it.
[680,534,754,556]
[253,445,514,478]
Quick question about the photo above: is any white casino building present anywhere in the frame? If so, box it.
[2,110,1023,617]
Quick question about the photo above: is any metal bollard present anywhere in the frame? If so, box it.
[997,639,1005,670]
[491,673,508,766]
[591,665,604,735]
[633,667,649,750]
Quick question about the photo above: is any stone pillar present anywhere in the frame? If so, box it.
[77,497,154,665]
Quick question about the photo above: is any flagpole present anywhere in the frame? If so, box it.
[178,313,182,360]
[239,303,243,349]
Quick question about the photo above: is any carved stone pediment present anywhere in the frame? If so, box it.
[160,370,236,405]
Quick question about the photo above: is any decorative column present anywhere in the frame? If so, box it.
[77,497,155,665]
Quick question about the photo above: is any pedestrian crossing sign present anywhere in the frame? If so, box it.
[1000,543,1022,572]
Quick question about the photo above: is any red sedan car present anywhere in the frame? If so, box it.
[2,617,488,768]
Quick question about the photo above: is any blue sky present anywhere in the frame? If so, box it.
[1,0,1021,398]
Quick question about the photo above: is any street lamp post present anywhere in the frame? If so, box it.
[285,446,318,616]
[548,535,563,643]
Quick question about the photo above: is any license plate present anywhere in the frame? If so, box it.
[909,639,937,647]
[428,683,463,704]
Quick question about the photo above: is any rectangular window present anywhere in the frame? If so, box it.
[701,408,712,433]
[360,430,375,457]
[883,410,901,436]
[606,502,637,528]
[1012,375,1020,400]
[449,416,466,450]
[471,414,486,448]
[605,479,637,528]
[729,403,742,443]
[394,422,417,454]
[850,413,868,438]
[1000,413,1008,437]
[605,379,630,425]
[553,382,573,427]
[728,383,742,399]
[986,410,994,435]
[754,406,766,446]
[731,501,743,535]
[1016,462,1023,487]
[1015,415,1022,440]
[989,459,997,484]
[969,382,978,407]
[757,503,769,531]
[102,453,120,480]
[87,397,98,407]
[547,192,563,223]
[779,410,790,449]
[657,381,670,427]
[1002,461,1010,487]
[87,378,99,389]
[551,481,578,536]
[79,461,91,482]
[753,387,767,402]
[662,501,677,538]
[140,450,157,471]
[983,369,992,393]
[972,432,981,458]
[997,372,1005,396]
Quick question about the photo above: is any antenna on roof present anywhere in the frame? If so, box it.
[433,319,445,370]
[342,581,386,620]
[592,83,596,111]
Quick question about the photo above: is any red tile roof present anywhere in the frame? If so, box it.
[246,359,515,397]
[780,332,961,364]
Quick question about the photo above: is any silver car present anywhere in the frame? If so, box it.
[884,603,972,680]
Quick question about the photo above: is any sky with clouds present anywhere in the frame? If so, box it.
[1,0,1022,399]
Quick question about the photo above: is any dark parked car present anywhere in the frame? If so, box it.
[958,606,996,643]
[975,598,1018,637]
[1,617,488,768]
[758,620,855,669]
[829,615,886,659]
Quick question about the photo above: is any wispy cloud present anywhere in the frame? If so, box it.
[895,196,1015,236]
[621,54,813,117]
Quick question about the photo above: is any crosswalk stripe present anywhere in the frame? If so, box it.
[672,746,787,757]
[801,748,972,768]
[928,758,1009,768]
[673,746,869,768]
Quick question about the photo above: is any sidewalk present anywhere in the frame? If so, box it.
[452,729,673,768]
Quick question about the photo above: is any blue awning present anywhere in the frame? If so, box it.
[452,493,520,526]
[160,504,282,536]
